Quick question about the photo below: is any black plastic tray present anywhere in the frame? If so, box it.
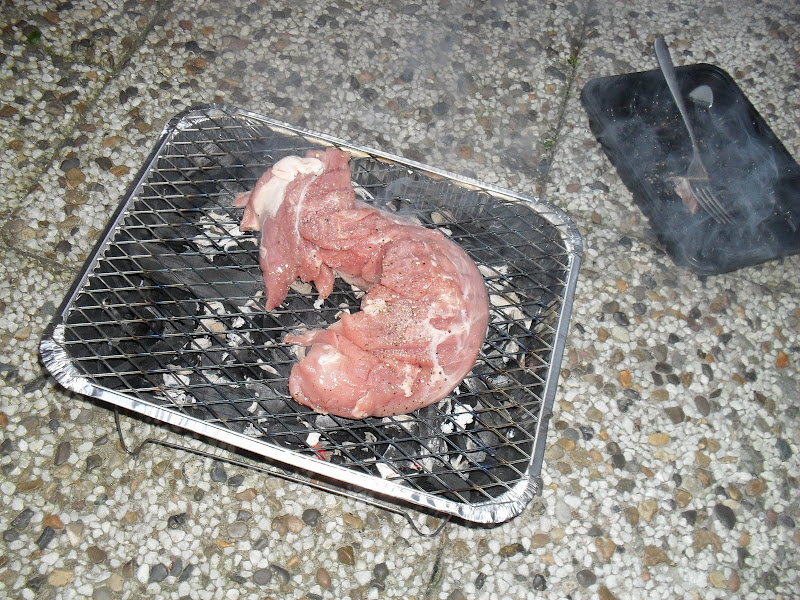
[581,63,800,275]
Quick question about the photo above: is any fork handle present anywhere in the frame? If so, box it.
[654,36,701,153]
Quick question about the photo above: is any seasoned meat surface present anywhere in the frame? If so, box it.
[234,148,488,418]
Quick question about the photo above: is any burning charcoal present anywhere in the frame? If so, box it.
[335,444,381,473]
[459,371,490,396]
[428,467,475,499]
[123,242,263,303]
[244,384,285,406]
[265,419,310,448]
[464,460,517,499]
[380,439,417,468]
[474,428,502,457]
[177,403,214,421]
[263,399,304,421]
[484,372,515,390]
[462,447,488,468]
[508,326,539,358]
[313,415,341,431]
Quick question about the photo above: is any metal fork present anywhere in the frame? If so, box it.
[654,36,734,225]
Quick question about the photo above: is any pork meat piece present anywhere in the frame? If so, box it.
[233,149,354,310]
[234,148,489,419]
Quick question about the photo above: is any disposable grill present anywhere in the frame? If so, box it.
[40,105,582,523]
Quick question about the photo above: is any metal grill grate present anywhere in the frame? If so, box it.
[41,105,582,523]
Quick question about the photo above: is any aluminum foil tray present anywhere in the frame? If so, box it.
[40,105,582,524]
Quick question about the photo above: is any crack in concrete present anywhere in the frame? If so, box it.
[537,0,594,202]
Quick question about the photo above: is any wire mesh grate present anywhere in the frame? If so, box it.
[41,105,581,522]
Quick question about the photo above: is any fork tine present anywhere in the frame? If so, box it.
[693,184,734,225]
[696,184,733,223]
[699,189,733,225]
[703,186,734,225]
[691,185,723,223]
[697,188,729,225]
[686,183,723,223]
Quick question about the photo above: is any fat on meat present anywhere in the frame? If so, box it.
[233,148,489,419]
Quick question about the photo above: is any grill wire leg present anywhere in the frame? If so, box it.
[112,407,450,537]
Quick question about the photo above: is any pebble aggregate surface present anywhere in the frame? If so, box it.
[1,1,799,599]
